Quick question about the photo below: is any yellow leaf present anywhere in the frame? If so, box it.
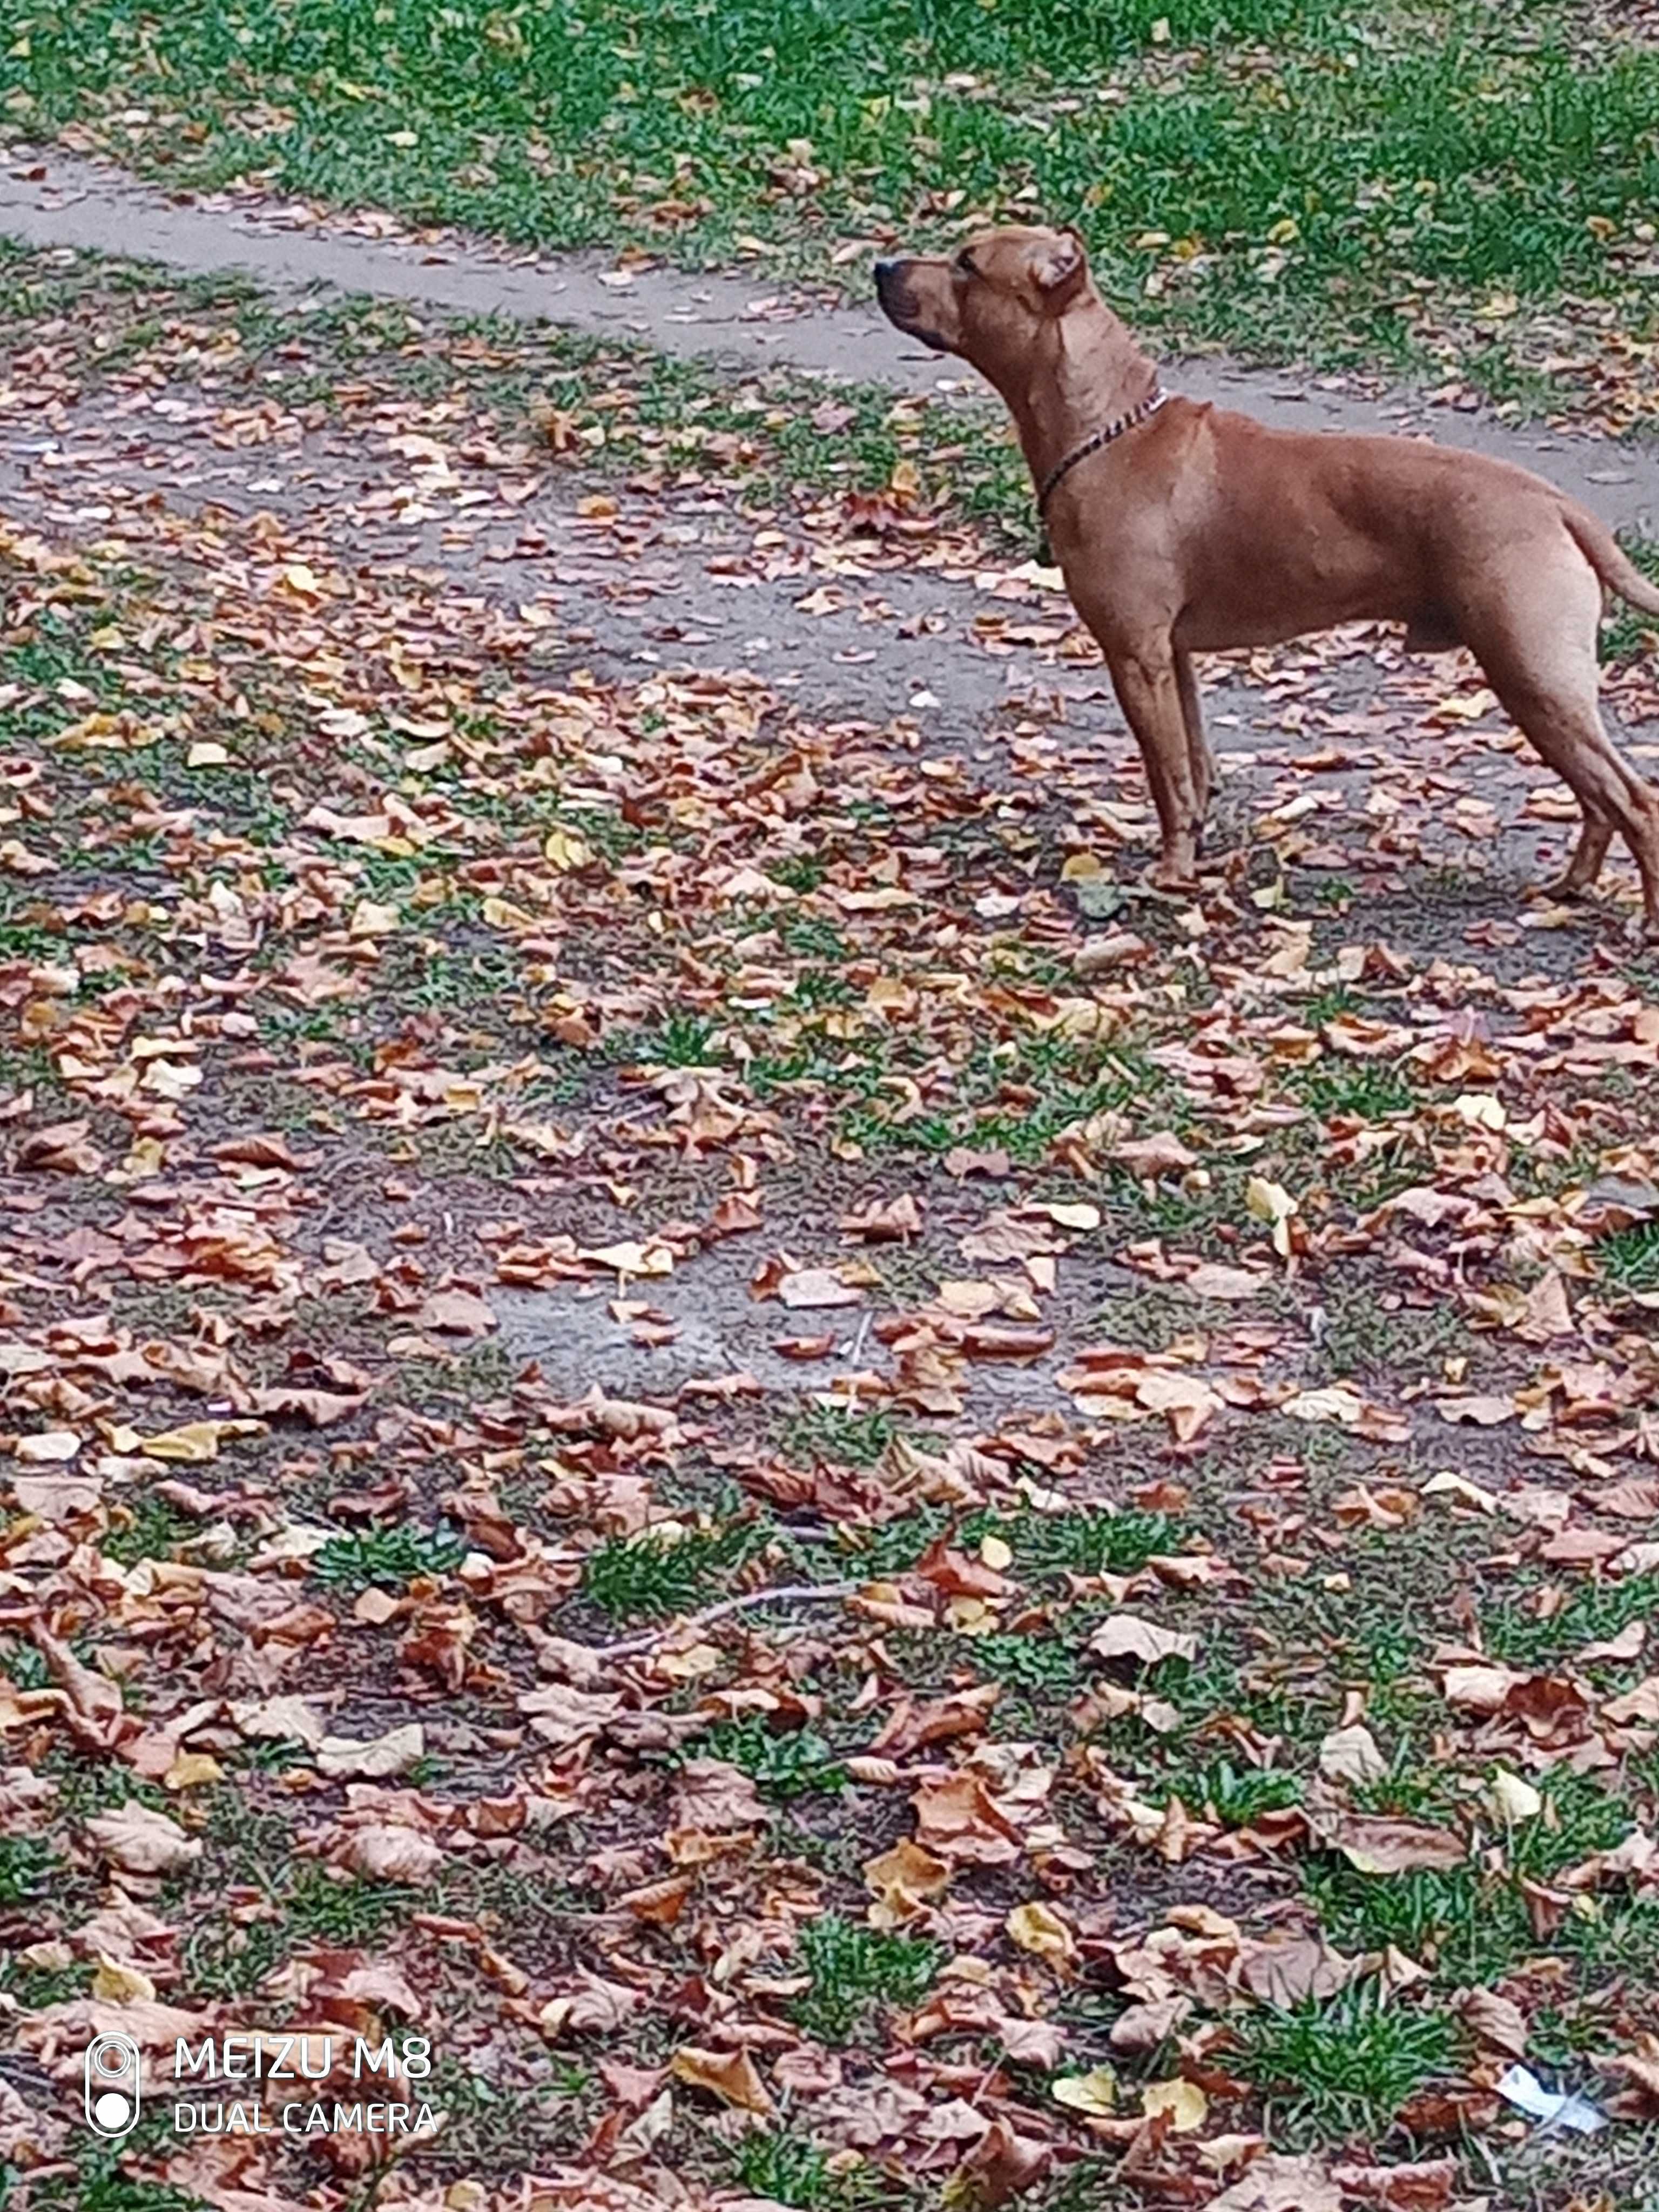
[1059,851,1104,880]
[979,1533,1014,1573]
[164,1751,225,1791]
[1142,2077,1208,2131]
[92,1955,158,2005]
[1484,1768,1543,1824]
[1245,1174,1298,1259]
[1052,2066,1117,2115]
[889,458,921,500]
[543,826,592,871]
[186,741,230,768]
[1006,1900,1077,1965]
[481,895,535,929]
[138,1421,227,1464]
[349,900,400,938]
[1246,1175,1297,1224]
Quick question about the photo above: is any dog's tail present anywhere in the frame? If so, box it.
[1563,504,1659,616]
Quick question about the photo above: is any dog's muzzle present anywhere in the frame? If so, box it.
[873,259,949,351]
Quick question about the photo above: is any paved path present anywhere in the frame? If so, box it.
[3,145,1657,538]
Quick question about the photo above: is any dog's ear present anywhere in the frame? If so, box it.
[1032,227,1088,305]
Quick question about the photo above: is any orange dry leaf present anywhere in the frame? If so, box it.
[669,2044,774,2115]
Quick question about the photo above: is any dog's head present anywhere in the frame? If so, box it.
[873,225,1095,382]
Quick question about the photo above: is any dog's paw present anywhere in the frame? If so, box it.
[1542,872,1595,905]
[1150,864,1199,895]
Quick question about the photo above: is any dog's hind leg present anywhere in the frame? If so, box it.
[1553,809,1615,901]
[1175,649,1215,842]
[1463,548,1659,931]
[1108,639,1204,887]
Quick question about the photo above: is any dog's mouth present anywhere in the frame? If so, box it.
[879,302,954,354]
[874,262,956,354]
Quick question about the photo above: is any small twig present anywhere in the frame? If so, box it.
[594,1579,860,1661]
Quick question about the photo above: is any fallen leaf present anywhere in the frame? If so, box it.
[1050,2065,1117,2115]
[1142,2076,1207,2131]
[86,1803,202,1876]
[1090,1614,1199,1667]
[669,2044,774,2115]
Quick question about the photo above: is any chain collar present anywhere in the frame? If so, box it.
[1035,387,1170,518]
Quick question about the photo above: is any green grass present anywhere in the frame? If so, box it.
[790,1913,945,2044]
[783,1402,903,1468]
[733,2131,836,2209]
[581,1516,772,1620]
[1233,1986,1459,2141]
[100,1493,202,1567]
[1596,1217,1659,1296]
[311,1523,469,1589]
[1484,1572,1659,1669]
[6,2,1659,406]
[0,1834,59,1907]
[696,1714,848,1798]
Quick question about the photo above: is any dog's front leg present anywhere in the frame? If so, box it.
[1107,639,1203,888]
[1175,649,1215,852]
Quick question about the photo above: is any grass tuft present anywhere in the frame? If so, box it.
[790,1913,945,2045]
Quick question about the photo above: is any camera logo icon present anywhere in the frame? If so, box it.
[84,2032,141,2138]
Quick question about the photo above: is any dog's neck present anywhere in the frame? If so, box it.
[1000,300,1161,488]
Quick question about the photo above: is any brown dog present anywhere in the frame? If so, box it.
[875,226,1659,928]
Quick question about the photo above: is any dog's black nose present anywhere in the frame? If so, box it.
[873,258,898,284]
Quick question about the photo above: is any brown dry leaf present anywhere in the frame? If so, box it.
[1318,1723,1385,1784]
[952,2116,1051,2211]
[1330,2160,1459,2210]
[1435,1393,1515,1426]
[316,1723,425,1779]
[670,1758,768,1833]
[777,1266,865,1309]
[1005,1899,1077,1966]
[1204,2152,1343,2211]
[913,1772,1023,1866]
[1109,1994,1193,2049]
[517,1683,626,1747]
[1313,1811,1466,1874]
[86,1804,203,1876]
[1458,1987,1528,2057]
[415,1286,498,1336]
[1183,1260,1271,1300]
[1237,1934,1357,2008]
[1603,1676,1659,1725]
[1440,1663,1521,1712]
[669,2043,774,2115]
[1090,1614,1199,1667]
[1134,1368,1223,1439]
[839,1192,924,1241]
[865,1836,953,1923]
[340,1824,443,1883]
[1111,1132,1197,1178]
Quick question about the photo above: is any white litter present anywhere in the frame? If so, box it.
[1495,2063,1607,2136]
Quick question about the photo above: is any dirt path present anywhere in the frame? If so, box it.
[5,143,1659,539]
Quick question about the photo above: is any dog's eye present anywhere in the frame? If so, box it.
[955,250,977,278]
